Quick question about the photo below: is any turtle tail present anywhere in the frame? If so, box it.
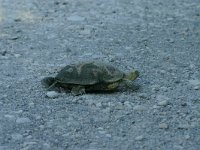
[41,77,55,88]
[125,70,139,81]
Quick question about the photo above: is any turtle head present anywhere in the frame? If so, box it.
[120,70,139,91]
[125,70,139,81]
[41,77,55,88]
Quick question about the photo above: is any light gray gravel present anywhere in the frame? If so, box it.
[0,0,200,150]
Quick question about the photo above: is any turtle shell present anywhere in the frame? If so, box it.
[55,62,124,85]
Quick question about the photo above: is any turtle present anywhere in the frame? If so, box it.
[41,61,139,95]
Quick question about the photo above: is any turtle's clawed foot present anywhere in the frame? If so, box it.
[71,86,86,96]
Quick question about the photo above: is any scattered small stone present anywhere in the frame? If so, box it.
[23,141,37,148]
[102,107,111,113]
[0,50,7,56]
[167,38,175,43]
[0,55,9,59]
[35,115,42,120]
[133,105,146,111]
[14,53,21,58]
[152,105,160,109]
[138,93,148,99]
[157,100,169,106]
[106,134,112,138]
[156,95,170,106]
[115,102,124,110]
[135,135,144,141]
[14,18,21,22]
[181,103,187,107]
[177,124,190,129]
[39,125,45,130]
[96,102,102,108]
[189,79,200,86]
[151,85,160,92]
[159,123,169,129]
[9,37,19,40]
[26,135,32,139]
[124,101,132,109]
[16,117,31,124]
[4,114,15,120]
[79,28,91,35]
[193,86,199,90]
[159,70,166,75]
[14,110,23,114]
[98,130,107,134]
[160,86,168,92]
[43,143,51,149]
[67,15,85,21]
[185,135,190,140]
[46,91,59,98]
[11,133,23,140]
[28,102,34,108]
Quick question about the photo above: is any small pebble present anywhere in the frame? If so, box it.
[185,135,190,140]
[156,95,169,101]
[135,135,144,141]
[16,117,31,124]
[152,105,160,109]
[173,145,184,149]
[67,15,85,21]
[193,86,199,90]
[28,102,34,108]
[26,135,32,139]
[124,101,132,108]
[152,85,160,92]
[160,87,168,92]
[14,53,21,58]
[96,102,102,108]
[98,130,107,134]
[189,79,200,86]
[115,102,123,110]
[35,115,42,120]
[39,125,45,130]
[159,123,169,129]
[80,28,91,35]
[11,133,23,140]
[138,93,148,99]
[46,91,59,98]
[133,105,146,111]
[43,143,51,149]
[177,124,190,129]
[156,95,169,106]
[157,100,169,106]
[4,114,15,120]
[106,134,112,138]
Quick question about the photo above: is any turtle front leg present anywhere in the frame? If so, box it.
[121,80,139,91]
[71,86,86,96]
[107,82,119,91]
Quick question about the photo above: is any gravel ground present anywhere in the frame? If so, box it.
[0,0,200,150]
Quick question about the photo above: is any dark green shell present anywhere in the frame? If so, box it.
[55,62,124,85]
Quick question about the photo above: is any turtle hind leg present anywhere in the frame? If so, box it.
[41,77,55,88]
[71,86,86,96]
